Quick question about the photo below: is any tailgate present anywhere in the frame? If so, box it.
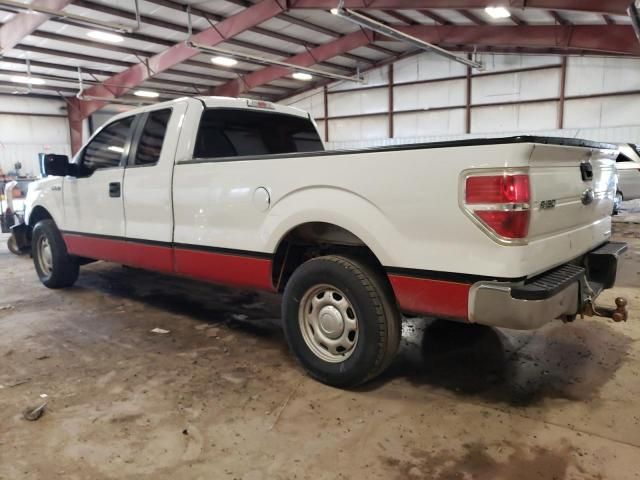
[528,143,617,241]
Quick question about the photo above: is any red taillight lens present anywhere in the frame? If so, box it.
[464,173,531,240]
[466,175,530,204]
[476,210,530,239]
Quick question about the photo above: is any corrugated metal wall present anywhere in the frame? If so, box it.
[284,53,640,150]
[0,96,70,177]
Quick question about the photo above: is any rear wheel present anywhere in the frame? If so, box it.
[32,219,79,288]
[282,255,400,387]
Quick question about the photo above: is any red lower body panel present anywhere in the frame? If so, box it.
[388,274,470,320]
[62,233,274,292]
[173,248,274,291]
[63,233,469,315]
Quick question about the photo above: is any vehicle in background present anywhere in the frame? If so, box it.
[23,97,628,388]
[613,144,640,214]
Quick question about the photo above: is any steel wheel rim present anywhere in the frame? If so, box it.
[298,284,359,363]
[37,235,53,275]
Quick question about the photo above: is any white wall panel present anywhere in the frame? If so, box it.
[472,69,559,104]
[328,116,387,142]
[394,52,466,83]
[600,94,640,127]
[471,102,557,133]
[329,88,387,117]
[566,57,640,97]
[564,94,640,129]
[564,98,602,129]
[516,102,558,131]
[0,95,66,115]
[285,88,324,118]
[395,109,466,138]
[394,79,465,111]
[331,66,388,92]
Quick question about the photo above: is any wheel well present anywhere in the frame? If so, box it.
[29,206,53,228]
[272,222,386,292]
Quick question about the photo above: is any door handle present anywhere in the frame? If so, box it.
[109,182,121,198]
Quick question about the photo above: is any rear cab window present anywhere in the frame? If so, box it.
[193,108,323,159]
[132,109,172,167]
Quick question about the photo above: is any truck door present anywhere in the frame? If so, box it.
[122,102,186,272]
[62,114,136,263]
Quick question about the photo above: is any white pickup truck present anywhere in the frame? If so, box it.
[24,96,628,387]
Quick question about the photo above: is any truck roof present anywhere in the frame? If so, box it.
[105,96,310,124]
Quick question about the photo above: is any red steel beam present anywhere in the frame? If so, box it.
[396,25,640,56]
[0,0,74,54]
[78,0,286,117]
[288,0,629,15]
[219,24,639,98]
[213,29,375,97]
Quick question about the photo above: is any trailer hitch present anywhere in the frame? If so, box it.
[582,297,629,322]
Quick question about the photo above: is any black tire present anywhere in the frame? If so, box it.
[7,236,21,255]
[32,219,79,288]
[282,255,401,388]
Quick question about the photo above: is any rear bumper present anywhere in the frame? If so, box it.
[468,241,627,330]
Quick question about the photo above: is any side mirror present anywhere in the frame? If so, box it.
[630,1,640,40]
[43,154,71,177]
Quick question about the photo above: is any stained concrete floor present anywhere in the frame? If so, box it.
[0,223,639,480]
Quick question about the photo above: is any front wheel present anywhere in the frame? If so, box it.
[32,219,79,288]
[282,255,401,387]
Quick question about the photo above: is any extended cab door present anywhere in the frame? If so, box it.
[122,102,186,272]
[62,114,136,262]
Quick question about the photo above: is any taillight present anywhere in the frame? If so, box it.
[464,173,531,240]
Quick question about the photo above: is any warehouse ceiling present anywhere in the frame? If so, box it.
[0,0,637,114]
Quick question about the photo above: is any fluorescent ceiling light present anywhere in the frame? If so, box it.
[134,90,159,98]
[292,72,313,81]
[108,146,124,153]
[485,6,511,18]
[87,30,124,43]
[211,56,238,67]
[10,75,45,85]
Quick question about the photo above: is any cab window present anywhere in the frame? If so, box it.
[81,116,135,175]
[194,108,323,159]
[134,109,172,166]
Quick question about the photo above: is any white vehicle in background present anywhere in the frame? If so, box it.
[23,96,628,387]
[614,144,640,212]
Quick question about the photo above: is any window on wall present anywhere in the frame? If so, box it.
[134,109,172,166]
[81,116,135,174]
[194,108,323,159]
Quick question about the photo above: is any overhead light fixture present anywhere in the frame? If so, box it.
[108,146,124,153]
[330,6,482,69]
[485,6,511,18]
[211,56,238,67]
[134,90,159,98]
[10,75,45,85]
[292,72,313,81]
[87,30,124,43]
[188,42,364,83]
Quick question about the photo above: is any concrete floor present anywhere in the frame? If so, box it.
[0,223,639,480]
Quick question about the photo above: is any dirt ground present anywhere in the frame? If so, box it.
[1,222,639,480]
